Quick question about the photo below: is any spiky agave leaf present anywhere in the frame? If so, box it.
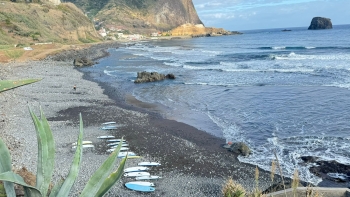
[29,107,55,197]
[55,114,84,197]
[80,138,126,197]
[0,138,16,196]
[0,79,41,93]
[0,171,41,196]
[95,156,127,197]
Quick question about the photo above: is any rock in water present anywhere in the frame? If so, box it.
[308,17,332,30]
[228,142,251,156]
[73,57,95,67]
[134,71,175,83]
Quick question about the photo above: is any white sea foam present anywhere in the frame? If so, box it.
[272,46,286,50]
[273,52,350,60]
[103,70,116,76]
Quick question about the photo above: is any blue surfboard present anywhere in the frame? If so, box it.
[125,183,155,192]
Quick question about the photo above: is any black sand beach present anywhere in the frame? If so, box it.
[0,41,287,196]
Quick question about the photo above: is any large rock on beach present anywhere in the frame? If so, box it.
[73,57,95,67]
[134,71,175,83]
[228,142,251,156]
[308,17,332,30]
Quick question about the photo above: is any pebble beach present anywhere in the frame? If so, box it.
[0,42,283,196]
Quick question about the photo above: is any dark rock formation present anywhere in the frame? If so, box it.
[308,17,332,30]
[227,142,251,156]
[134,71,175,83]
[300,156,350,182]
[73,57,95,67]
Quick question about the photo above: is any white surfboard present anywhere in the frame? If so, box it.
[138,162,161,166]
[124,167,149,173]
[72,144,94,149]
[107,142,128,146]
[101,126,118,130]
[72,141,92,146]
[107,147,129,152]
[118,152,136,158]
[135,176,162,180]
[97,136,115,139]
[126,181,155,187]
[102,122,116,125]
[107,139,126,142]
[124,172,150,177]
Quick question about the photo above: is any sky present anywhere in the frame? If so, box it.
[192,0,350,31]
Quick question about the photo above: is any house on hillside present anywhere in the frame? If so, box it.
[98,27,107,37]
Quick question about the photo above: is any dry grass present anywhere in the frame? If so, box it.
[222,178,246,197]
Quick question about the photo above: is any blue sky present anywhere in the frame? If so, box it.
[192,0,350,31]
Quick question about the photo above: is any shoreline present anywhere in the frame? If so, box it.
[1,42,287,196]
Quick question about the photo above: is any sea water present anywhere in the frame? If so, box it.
[83,24,350,185]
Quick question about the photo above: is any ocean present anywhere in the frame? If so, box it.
[83,24,350,185]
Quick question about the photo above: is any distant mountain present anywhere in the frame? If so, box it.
[65,0,203,33]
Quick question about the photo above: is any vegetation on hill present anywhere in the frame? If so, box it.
[66,0,203,34]
[0,1,100,45]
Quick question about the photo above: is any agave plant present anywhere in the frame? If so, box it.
[0,108,127,197]
[0,79,41,93]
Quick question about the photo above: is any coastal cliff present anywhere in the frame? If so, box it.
[66,0,203,33]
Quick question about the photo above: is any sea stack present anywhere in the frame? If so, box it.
[308,17,332,30]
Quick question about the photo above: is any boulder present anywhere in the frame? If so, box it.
[308,17,332,30]
[73,57,95,67]
[135,71,175,83]
[228,142,251,156]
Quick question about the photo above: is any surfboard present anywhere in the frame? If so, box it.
[97,136,115,139]
[71,144,94,149]
[124,167,149,173]
[118,152,136,158]
[107,142,128,146]
[138,162,161,166]
[102,122,116,125]
[124,172,150,177]
[107,147,129,152]
[125,183,155,192]
[125,156,141,159]
[101,126,118,130]
[72,141,92,146]
[125,181,155,187]
[135,176,162,180]
[107,139,126,142]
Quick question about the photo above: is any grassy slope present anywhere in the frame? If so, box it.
[0,1,101,45]
[0,1,101,62]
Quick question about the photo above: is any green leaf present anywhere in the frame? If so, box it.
[80,138,125,197]
[56,114,84,197]
[95,156,127,197]
[49,179,64,197]
[0,171,41,196]
[0,138,16,196]
[29,107,55,197]
[0,79,41,93]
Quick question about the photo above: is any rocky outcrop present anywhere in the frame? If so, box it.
[308,17,332,30]
[171,23,238,37]
[223,142,251,156]
[134,71,175,83]
[301,156,350,182]
[73,57,95,67]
